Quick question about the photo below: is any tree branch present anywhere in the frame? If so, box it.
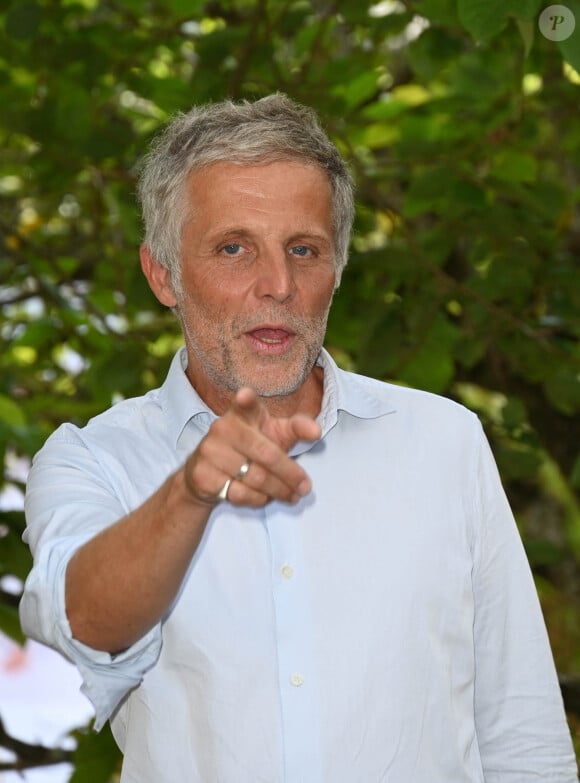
[0,716,74,771]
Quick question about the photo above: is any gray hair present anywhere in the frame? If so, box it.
[136,93,355,290]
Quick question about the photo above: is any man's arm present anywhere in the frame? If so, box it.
[472,428,578,779]
[63,387,320,654]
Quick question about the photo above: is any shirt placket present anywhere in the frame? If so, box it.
[264,500,323,783]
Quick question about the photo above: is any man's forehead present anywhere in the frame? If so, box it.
[183,160,333,220]
[185,158,331,186]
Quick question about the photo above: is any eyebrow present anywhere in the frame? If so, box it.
[213,228,252,240]
[207,228,332,247]
[286,231,332,246]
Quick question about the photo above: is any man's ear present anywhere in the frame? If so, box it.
[140,244,178,308]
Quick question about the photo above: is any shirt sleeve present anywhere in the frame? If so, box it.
[19,424,163,731]
[471,425,578,780]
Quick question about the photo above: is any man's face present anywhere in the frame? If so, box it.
[170,160,336,414]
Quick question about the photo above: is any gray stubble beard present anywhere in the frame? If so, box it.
[178,301,330,400]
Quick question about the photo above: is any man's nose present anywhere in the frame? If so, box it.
[253,249,296,302]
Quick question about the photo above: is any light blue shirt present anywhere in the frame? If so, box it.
[20,348,578,782]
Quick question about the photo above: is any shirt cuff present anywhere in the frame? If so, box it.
[20,534,163,730]
[57,616,163,731]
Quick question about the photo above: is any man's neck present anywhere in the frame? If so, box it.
[185,363,325,420]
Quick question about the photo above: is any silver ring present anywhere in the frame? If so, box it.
[216,478,232,502]
[235,460,251,480]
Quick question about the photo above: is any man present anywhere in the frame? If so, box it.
[19,94,578,781]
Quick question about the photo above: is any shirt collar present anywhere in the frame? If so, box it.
[315,348,396,437]
[159,348,217,449]
[159,346,396,450]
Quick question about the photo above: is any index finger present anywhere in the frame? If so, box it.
[230,387,266,427]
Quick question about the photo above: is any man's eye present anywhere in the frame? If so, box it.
[290,245,312,257]
[221,243,242,255]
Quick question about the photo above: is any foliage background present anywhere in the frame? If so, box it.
[1,0,579,777]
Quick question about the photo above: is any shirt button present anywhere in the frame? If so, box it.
[280,564,294,579]
[290,673,305,687]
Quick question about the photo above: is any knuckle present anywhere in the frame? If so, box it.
[249,463,267,484]
[209,417,229,439]
[194,438,221,470]
[184,460,211,500]
[229,484,268,509]
[187,455,208,484]
[196,437,212,460]
[255,439,277,465]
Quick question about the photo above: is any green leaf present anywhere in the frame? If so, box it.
[451,178,488,210]
[457,0,510,40]
[70,723,121,783]
[512,0,544,19]
[559,38,580,74]
[490,150,539,183]
[516,17,535,56]
[335,70,379,111]
[0,511,31,582]
[13,319,60,350]
[402,165,463,217]
[415,0,460,26]
[557,0,580,72]
[359,121,400,149]
[495,443,542,479]
[501,397,528,429]
[407,27,464,80]
[457,0,541,41]
[544,367,580,415]
[0,395,26,428]
[398,315,460,393]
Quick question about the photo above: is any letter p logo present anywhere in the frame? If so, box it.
[539,4,576,40]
